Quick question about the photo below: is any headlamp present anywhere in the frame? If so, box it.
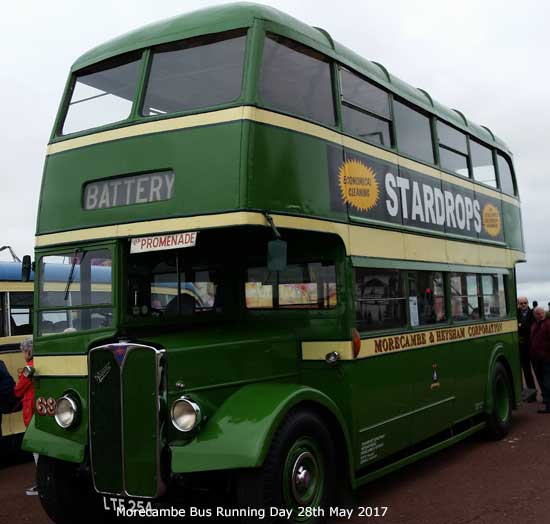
[171,397,202,432]
[54,395,79,429]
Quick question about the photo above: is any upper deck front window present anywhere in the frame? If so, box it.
[59,30,247,136]
[141,30,247,116]
[61,54,142,135]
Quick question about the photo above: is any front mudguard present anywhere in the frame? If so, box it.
[22,416,85,463]
[170,383,352,475]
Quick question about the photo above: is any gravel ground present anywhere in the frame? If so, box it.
[0,401,548,524]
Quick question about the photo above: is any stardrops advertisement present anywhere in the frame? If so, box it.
[328,147,504,243]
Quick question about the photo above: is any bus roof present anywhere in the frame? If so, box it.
[42,263,111,284]
[0,261,33,282]
[72,2,510,153]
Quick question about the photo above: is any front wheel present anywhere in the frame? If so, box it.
[235,411,335,524]
[485,361,513,440]
[37,455,106,524]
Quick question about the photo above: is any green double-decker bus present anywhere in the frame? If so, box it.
[24,3,524,522]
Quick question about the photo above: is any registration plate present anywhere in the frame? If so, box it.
[103,496,154,514]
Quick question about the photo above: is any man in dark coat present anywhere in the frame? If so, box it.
[530,307,550,413]
[517,296,536,400]
[0,360,17,437]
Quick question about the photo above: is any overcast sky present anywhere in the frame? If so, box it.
[1,0,547,304]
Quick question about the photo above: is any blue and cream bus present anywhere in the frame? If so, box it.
[0,261,33,449]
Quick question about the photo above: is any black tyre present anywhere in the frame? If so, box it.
[37,455,105,524]
[235,410,335,524]
[485,361,513,440]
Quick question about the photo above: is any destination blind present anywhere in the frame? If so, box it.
[84,170,175,210]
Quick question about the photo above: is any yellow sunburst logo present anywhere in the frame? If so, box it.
[338,160,379,212]
[482,203,502,237]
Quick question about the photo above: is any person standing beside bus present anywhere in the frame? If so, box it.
[530,307,550,414]
[0,360,18,437]
[517,297,537,401]
[14,336,38,495]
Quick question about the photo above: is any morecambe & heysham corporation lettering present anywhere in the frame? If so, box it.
[373,322,504,354]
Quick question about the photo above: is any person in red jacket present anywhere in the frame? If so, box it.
[14,336,37,495]
[530,307,550,414]
[14,337,34,426]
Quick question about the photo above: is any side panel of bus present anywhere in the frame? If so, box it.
[0,289,33,438]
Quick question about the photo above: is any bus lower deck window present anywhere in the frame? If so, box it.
[246,262,337,310]
[355,268,406,331]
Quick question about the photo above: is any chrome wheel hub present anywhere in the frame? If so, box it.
[295,465,311,490]
[291,451,318,505]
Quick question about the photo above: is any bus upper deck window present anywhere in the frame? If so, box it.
[471,141,497,188]
[61,54,142,135]
[437,120,469,177]
[394,101,434,165]
[142,31,246,117]
[260,34,335,127]
[340,68,392,148]
[497,153,516,196]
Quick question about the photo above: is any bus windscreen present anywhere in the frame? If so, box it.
[38,249,113,335]
[62,55,142,135]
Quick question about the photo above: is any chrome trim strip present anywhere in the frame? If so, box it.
[358,396,455,433]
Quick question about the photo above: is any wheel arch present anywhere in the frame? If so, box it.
[484,344,517,413]
[170,383,354,484]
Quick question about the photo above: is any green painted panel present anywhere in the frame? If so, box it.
[452,336,485,420]
[248,123,346,221]
[38,122,243,234]
[22,416,85,463]
[408,345,455,443]
[342,355,413,469]
[170,383,352,473]
[34,328,117,356]
[122,348,158,497]
[33,377,89,452]
[247,123,522,253]
[89,349,123,494]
